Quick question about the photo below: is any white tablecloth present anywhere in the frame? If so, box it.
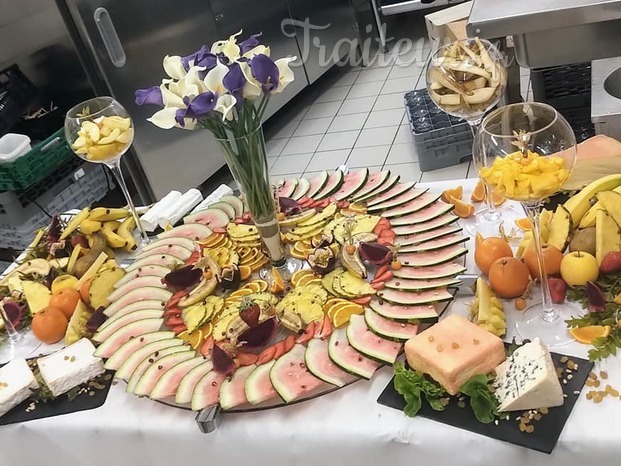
[3,179,621,466]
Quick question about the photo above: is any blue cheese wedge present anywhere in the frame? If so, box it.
[0,358,39,417]
[493,338,564,412]
[37,338,104,397]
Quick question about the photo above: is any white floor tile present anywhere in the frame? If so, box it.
[304,101,342,120]
[338,96,376,116]
[414,75,427,90]
[268,156,278,170]
[266,138,287,157]
[393,124,414,144]
[271,172,302,184]
[328,113,368,133]
[385,142,419,164]
[270,119,301,139]
[364,165,384,174]
[419,161,470,182]
[347,81,385,99]
[293,117,333,137]
[317,130,360,152]
[381,77,417,95]
[306,149,351,172]
[355,67,391,84]
[333,71,359,87]
[373,92,405,111]
[280,135,323,156]
[314,86,351,104]
[271,155,311,175]
[347,146,390,168]
[364,108,405,129]
[355,126,399,148]
[388,62,424,80]
[382,162,422,183]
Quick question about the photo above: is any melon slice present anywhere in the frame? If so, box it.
[328,327,380,379]
[125,254,183,273]
[150,356,207,399]
[351,170,392,201]
[104,331,176,371]
[392,214,459,235]
[369,299,439,322]
[135,244,194,262]
[395,225,462,245]
[399,245,467,267]
[93,309,164,343]
[305,338,356,387]
[175,360,214,404]
[291,178,311,200]
[388,202,454,226]
[382,193,444,219]
[108,276,166,302]
[367,188,428,212]
[183,209,230,228]
[157,223,213,241]
[142,237,196,253]
[333,168,369,201]
[306,171,330,199]
[314,170,345,200]
[94,318,165,359]
[219,365,256,410]
[365,181,416,207]
[113,265,171,289]
[207,201,236,220]
[391,262,467,280]
[346,314,402,364]
[398,234,468,253]
[245,360,279,405]
[104,287,172,317]
[191,370,227,411]
[277,178,299,199]
[376,287,453,306]
[103,299,166,321]
[114,339,186,381]
[220,195,245,217]
[270,344,324,403]
[364,308,419,341]
[354,175,400,202]
[132,350,196,396]
[384,276,460,291]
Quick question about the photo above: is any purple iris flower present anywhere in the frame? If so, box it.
[175,91,218,127]
[181,46,218,71]
[249,54,279,92]
[135,86,163,106]
[223,63,246,109]
[239,33,262,55]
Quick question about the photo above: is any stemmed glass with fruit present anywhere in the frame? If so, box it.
[64,97,149,248]
[474,102,578,346]
[425,38,522,236]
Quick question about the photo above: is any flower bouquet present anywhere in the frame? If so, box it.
[136,31,296,269]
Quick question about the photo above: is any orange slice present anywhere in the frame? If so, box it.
[569,325,611,344]
[491,191,506,206]
[441,185,463,203]
[238,265,252,280]
[470,180,486,202]
[229,288,253,299]
[291,270,314,287]
[515,218,532,231]
[269,268,285,294]
[475,232,484,246]
[447,195,475,218]
[178,329,204,349]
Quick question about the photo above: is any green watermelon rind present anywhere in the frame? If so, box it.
[219,365,256,410]
[104,331,176,371]
[399,246,468,268]
[113,339,185,380]
[376,288,454,306]
[245,360,279,405]
[183,208,230,228]
[366,181,417,207]
[399,234,468,253]
[381,193,446,219]
[269,345,323,403]
[93,317,166,358]
[277,178,299,199]
[333,168,369,201]
[132,350,196,396]
[363,308,418,342]
[391,262,467,280]
[393,214,459,235]
[367,188,428,212]
[126,346,192,393]
[327,328,379,380]
[368,299,439,322]
[384,277,461,292]
[220,195,245,218]
[388,202,454,225]
[150,356,206,400]
[306,171,330,199]
[304,339,353,387]
[346,315,402,365]
[175,359,214,404]
[353,174,400,202]
[314,170,345,200]
[349,170,390,201]
[291,178,311,200]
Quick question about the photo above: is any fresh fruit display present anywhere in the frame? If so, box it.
[71,116,133,162]
[468,277,506,336]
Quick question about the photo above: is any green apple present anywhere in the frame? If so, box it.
[560,251,599,286]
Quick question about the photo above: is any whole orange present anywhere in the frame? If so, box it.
[522,244,564,279]
[489,257,531,299]
[49,288,81,319]
[474,237,513,275]
[80,277,94,304]
[31,307,68,344]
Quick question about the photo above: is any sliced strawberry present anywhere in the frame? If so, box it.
[370,281,385,290]
[185,250,201,266]
[236,351,259,366]
[319,315,333,339]
[295,321,316,344]
[313,318,324,338]
[256,345,278,365]
[374,264,389,279]
[372,270,393,283]
[172,324,187,335]
[351,296,372,306]
[166,315,184,327]
[166,290,187,309]
[200,336,214,356]
[283,335,296,353]
[163,307,181,318]
[272,341,287,360]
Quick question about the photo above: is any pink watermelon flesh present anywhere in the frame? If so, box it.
[219,365,256,410]
[392,261,467,280]
[113,265,170,289]
[399,234,468,253]
[133,350,196,396]
[392,214,458,235]
[395,225,462,244]
[377,287,453,306]
[125,254,183,273]
[104,331,175,371]
[192,370,227,411]
[93,318,165,359]
[245,360,279,405]
[354,175,400,201]
[366,182,416,206]
[175,360,214,404]
[399,244,467,267]
[364,308,419,341]
[315,171,345,200]
[306,171,329,198]
[113,339,185,381]
[328,328,380,379]
[369,299,439,321]
[291,178,310,200]
[94,309,164,343]
[350,170,390,200]
[150,356,206,399]
[333,168,369,201]
[157,223,213,241]
[346,315,402,364]
[305,338,356,387]
[103,299,166,322]
[368,188,427,211]
[383,193,443,219]
[104,287,173,317]
[388,202,454,226]
[385,276,461,291]
[270,344,324,403]
[108,276,166,302]
[277,178,298,199]
[183,208,229,229]
[135,243,194,261]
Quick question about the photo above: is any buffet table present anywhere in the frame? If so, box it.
[2,179,621,466]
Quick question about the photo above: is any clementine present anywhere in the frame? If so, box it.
[80,277,94,304]
[471,181,486,202]
[522,244,564,279]
[31,307,68,344]
[441,185,463,203]
[49,288,81,319]
[489,257,531,299]
[447,195,475,218]
[474,237,513,275]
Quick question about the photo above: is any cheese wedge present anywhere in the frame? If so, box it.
[0,358,39,417]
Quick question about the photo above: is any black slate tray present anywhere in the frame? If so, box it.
[377,349,593,454]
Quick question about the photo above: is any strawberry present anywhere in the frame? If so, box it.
[600,251,621,275]
[548,277,567,304]
[239,301,260,327]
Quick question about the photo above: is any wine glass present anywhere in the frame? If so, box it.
[425,38,522,237]
[0,299,41,363]
[474,102,578,346]
[64,97,149,248]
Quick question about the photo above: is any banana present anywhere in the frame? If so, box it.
[60,207,91,240]
[88,207,130,222]
[80,219,103,235]
[117,215,137,251]
[101,221,128,249]
[563,174,621,224]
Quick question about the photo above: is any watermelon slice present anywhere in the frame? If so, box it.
[104,331,175,371]
[183,208,230,228]
[192,370,227,411]
[113,265,171,289]
[175,360,214,404]
[219,365,256,410]
[206,201,236,220]
[399,244,467,267]
[328,327,380,379]
[150,356,206,399]
[365,182,416,206]
[369,299,439,321]
[143,237,196,254]
[277,178,299,199]
[270,344,324,403]
[395,225,462,245]
[392,262,467,280]
[391,214,458,236]
[346,315,402,364]
[384,276,461,291]
[125,254,183,273]
[93,318,165,359]
[123,346,190,390]
[93,309,164,343]
[108,276,167,302]
[113,339,186,380]
[333,168,369,201]
[367,188,428,212]
[157,223,213,241]
[104,287,172,317]
[220,195,245,217]
[376,288,453,306]
[399,234,468,253]
[389,202,454,226]
[364,308,419,341]
[306,171,330,199]
[305,338,356,387]
[351,170,393,201]
[132,350,196,396]
[135,244,194,261]
[382,193,444,219]
[245,360,279,405]
[102,299,166,321]
[291,178,311,200]
[354,175,400,202]
[314,170,345,200]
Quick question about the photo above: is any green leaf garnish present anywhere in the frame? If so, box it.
[459,374,499,424]
[393,362,447,417]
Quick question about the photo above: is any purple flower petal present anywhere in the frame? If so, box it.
[186,91,218,119]
[249,54,279,92]
[135,86,163,106]
[181,46,218,71]
[223,63,246,109]
[239,33,263,54]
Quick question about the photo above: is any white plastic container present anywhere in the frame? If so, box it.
[0,133,31,163]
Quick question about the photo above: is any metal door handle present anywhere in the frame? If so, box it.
[94,7,126,68]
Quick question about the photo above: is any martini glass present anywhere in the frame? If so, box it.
[64,97,149,248]
[426,38,522,237]
[474,102,578,346]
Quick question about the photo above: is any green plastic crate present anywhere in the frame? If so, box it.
[0,128,74,191]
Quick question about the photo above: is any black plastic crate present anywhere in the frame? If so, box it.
[530,63,591,110]
[0,65,37,136]
[558,106,595,143]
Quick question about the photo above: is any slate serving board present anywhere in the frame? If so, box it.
[377,349,593,454]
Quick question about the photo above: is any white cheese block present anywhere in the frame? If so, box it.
[37,338,105,397]
[0,358,39,418]
[493,338,564,412]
